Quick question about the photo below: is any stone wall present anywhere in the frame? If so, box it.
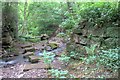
[66,22,119,58]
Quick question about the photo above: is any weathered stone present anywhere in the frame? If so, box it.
[28,55,40,63]
[48,42,59,49]
[25,47,35,52]
[21,44,32,48]
[23,52,34,58]
[23,61,49,71]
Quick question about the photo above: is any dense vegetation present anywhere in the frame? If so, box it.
[1,1,119,78]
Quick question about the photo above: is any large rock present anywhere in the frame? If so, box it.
[23,52,34,58]
[25,47,35,52]
[28,55,40,63]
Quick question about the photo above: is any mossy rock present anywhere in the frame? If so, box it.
[48,42,59,49]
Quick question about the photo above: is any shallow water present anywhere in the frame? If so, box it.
[0,54,29,68]
[0,44,66,68]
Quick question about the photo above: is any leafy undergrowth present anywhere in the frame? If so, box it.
[45,46,119,78]
[62,48,119,78]
[65,60,118,78]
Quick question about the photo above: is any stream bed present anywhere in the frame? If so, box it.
[0,43,66,68]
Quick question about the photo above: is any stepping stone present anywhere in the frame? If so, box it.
[23,52,34,58]
[28,55,40,63]
[23,61,49,71]
[48,42,59,49]
[25,47,35,52]
[21,44,32,48]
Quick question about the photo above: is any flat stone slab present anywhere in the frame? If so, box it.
[23,62,49,71]
[23,52,34,58]
[25,47,35,52]
[21,44,32,48]
[28,55,40,63]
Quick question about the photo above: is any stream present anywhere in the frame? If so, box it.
[0,44,66,68]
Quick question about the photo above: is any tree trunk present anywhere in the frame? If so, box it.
[22,1,28,35]
[2,2,18,60]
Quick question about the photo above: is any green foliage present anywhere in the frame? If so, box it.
[48,69,75,78]
[83,48,120,72]
[69,51,78,58]
[77,2,118,28]
[98,48,120,71]
[56,32,66,38]
[42,50,55,66]
[18,2,118,42]
[58,54,70,63]
[84,44,97,55]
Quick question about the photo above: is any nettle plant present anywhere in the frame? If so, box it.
[43,50,55,68]
[48,69,75,78]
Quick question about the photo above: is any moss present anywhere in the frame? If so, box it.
[48,42,58,49]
